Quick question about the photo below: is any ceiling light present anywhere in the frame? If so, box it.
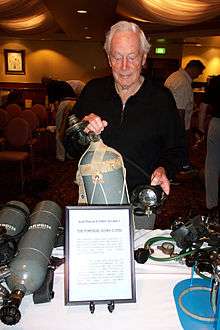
[119,0,220,26]
[0,13,47,31]
[76,10,87,14]
[156,38,166,43]
[85,36,92,39]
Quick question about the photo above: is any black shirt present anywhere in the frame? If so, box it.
[47,80,76,103]
[69,75,184,192]
[203,76,220,118]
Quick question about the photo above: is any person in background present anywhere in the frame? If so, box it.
[66,80,85,97]
[65,21,184,227]
[5,89,23,108]
[41,76,77,160]
[164,60,205,174]
[56,97,76,161]
[41,76,57,107]
[41,76,76,112]
[202,75,220,220]
[192,81,213,149]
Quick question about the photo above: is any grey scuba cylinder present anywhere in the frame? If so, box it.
[0,201,29,237]
[0,201,30,267]
[0,200,62,325]
[77,139,129,205]
[65,114,129,205]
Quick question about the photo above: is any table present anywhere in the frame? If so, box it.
[0,272,186,330]
[1,230,189,330]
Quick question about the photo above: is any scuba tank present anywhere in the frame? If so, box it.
[65,114,129,205]
[0,201,29,238]
[77,139,129,205]
[0,201,30,267]
[0,200,62,325]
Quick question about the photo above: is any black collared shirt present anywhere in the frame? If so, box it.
[69,75,184,192]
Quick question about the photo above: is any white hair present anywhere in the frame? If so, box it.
[104,21,151,55]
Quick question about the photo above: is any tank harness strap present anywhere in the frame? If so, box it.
[76,140,130,204]
[76,143,92,204]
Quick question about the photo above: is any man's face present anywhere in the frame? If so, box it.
[191,67,204,80]
[108,30,146,90]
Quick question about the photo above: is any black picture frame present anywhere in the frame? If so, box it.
[4,49,25,75]
[65,205,136,307]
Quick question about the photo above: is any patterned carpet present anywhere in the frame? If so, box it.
[0,135,207,228]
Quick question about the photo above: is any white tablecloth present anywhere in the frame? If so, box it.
[1,230,189,330]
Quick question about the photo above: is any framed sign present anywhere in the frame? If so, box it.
[4,49,25,75]
[65,205,136,308]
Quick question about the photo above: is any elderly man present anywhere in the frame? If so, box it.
[66,21,184,225]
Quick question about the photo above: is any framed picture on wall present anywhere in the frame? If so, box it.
[4,49,25,75]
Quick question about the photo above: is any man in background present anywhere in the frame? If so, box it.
[164,60,205,174]
[203,75,220,220]
[66,80,85,97]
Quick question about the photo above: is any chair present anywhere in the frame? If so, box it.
[0,117,33,192]
[31,104,48,127]
[20,110,39,131]
[5,103,22,121]
[0,109,9,149]
[0,108,9,130]
[19,109,39,156]
[31,104,51,154]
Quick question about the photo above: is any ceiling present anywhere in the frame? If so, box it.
[1,0,220,46]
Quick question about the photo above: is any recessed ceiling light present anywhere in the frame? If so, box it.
[156,38,166,43]
[85,36,92,39]
[77,10,87,14]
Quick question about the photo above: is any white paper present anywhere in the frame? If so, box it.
[66,207,135,303]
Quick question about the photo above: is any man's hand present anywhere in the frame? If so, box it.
[83,113,108,135]
[151,166,170,195]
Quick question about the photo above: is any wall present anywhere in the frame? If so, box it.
[0,39,110,83]
[150,42,183,61]
[182,45,220,82]
[3,37,219,84]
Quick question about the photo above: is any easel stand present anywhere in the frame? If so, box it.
[89,301,115,314]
